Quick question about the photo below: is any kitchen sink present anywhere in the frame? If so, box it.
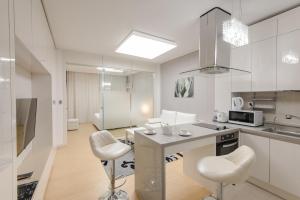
[262,124,300,138]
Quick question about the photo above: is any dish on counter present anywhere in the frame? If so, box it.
[178,129,192,137]
[143,129,157,135]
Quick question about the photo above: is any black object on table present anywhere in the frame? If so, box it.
[18,181,38,200]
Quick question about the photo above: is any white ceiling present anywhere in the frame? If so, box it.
[43,0,300,64]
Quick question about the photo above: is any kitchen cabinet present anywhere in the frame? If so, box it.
[240,133,270,183]
[230,45,252,92]
[0,0,15,199]
[277,30,300,90]
[249,17,277,43]
[251,37,277,91]
[278,6,300,35]
[270,139,300,197]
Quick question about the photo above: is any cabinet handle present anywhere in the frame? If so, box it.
[222,142,238,148]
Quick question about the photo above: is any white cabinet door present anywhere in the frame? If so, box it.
[240,133,270,183]
[0,0,15,199]
[249,17,277,43]
[278,6,300,35]
[15,0,32,49]
[231,45,252,92]
[251,38,277,91]
[270,139,300,197]
[277,30,300,90]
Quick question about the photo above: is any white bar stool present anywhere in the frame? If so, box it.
[90,130,131,200]
[197,145,256,200]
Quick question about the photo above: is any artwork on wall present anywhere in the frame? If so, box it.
[174,76,194,98]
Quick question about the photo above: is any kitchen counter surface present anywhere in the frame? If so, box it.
[211,121,300,145]
[135,121,300,146]
[134,123,239,147]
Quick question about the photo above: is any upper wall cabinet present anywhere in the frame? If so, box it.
[277,30,300,90]
[249,17,277,43]
[278,7,300,35]
[251,37,277,91]
[231,45,252,92]
[15,0,32,50]
[250,18,277,92]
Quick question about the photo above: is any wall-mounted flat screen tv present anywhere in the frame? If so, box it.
[16,98,37,156]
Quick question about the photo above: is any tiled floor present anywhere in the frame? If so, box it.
[224,182,283,200]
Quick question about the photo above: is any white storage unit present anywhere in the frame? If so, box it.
[230,7,300,92]
[231,45,252,92]
[251,37,277,91]
[277,30,300,90]
[240,133,270,183]
[249,17,278,43]
[277,6,300,35]
[270,139,300,197]
[0,0,16,199]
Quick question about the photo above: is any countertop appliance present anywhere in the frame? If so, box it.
[229,110,263,127]
[216,112,228,123]
[232,97,244,110]
[216,132,239,156]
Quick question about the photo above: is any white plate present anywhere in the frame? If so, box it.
[144,130,157,135]
[178,130,192,137]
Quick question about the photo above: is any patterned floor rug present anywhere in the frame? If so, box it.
[101,139,183,178]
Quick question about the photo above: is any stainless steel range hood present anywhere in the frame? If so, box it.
[181,7,250,75]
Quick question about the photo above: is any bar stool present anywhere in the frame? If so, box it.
[90,130,131,200]
[197,145,256,200]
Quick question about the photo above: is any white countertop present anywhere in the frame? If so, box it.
[135,122,300,145]
[134,123,239,147]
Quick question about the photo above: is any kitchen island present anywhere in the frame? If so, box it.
[134,123,239,200]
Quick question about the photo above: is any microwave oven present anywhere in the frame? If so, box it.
[228,110,263,127]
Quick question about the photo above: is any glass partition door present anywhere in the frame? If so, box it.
[99,69,154,131]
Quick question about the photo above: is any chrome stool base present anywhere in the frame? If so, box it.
[203,196,216,200]
[103,190,129,200]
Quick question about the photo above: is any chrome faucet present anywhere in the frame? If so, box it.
[285,114,300,120]
[273,116,278,131]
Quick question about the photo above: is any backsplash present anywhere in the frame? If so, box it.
[235,91,300,126]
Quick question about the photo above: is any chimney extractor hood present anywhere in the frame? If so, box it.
[181,7,251,75]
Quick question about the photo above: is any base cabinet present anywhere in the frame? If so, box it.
[240,133,270,183]
[270,139,300,197]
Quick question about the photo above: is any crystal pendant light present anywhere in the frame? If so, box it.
[223,0,249,47]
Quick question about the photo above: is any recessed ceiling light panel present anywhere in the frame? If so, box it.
[116,31,177,59]
[97,67,124,73]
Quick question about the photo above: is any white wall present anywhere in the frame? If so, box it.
[15,65,32,98]
[160,51,215,121]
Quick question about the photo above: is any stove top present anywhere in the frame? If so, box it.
[192,122,228,131]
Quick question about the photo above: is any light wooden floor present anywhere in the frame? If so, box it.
[44,123,210,200]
